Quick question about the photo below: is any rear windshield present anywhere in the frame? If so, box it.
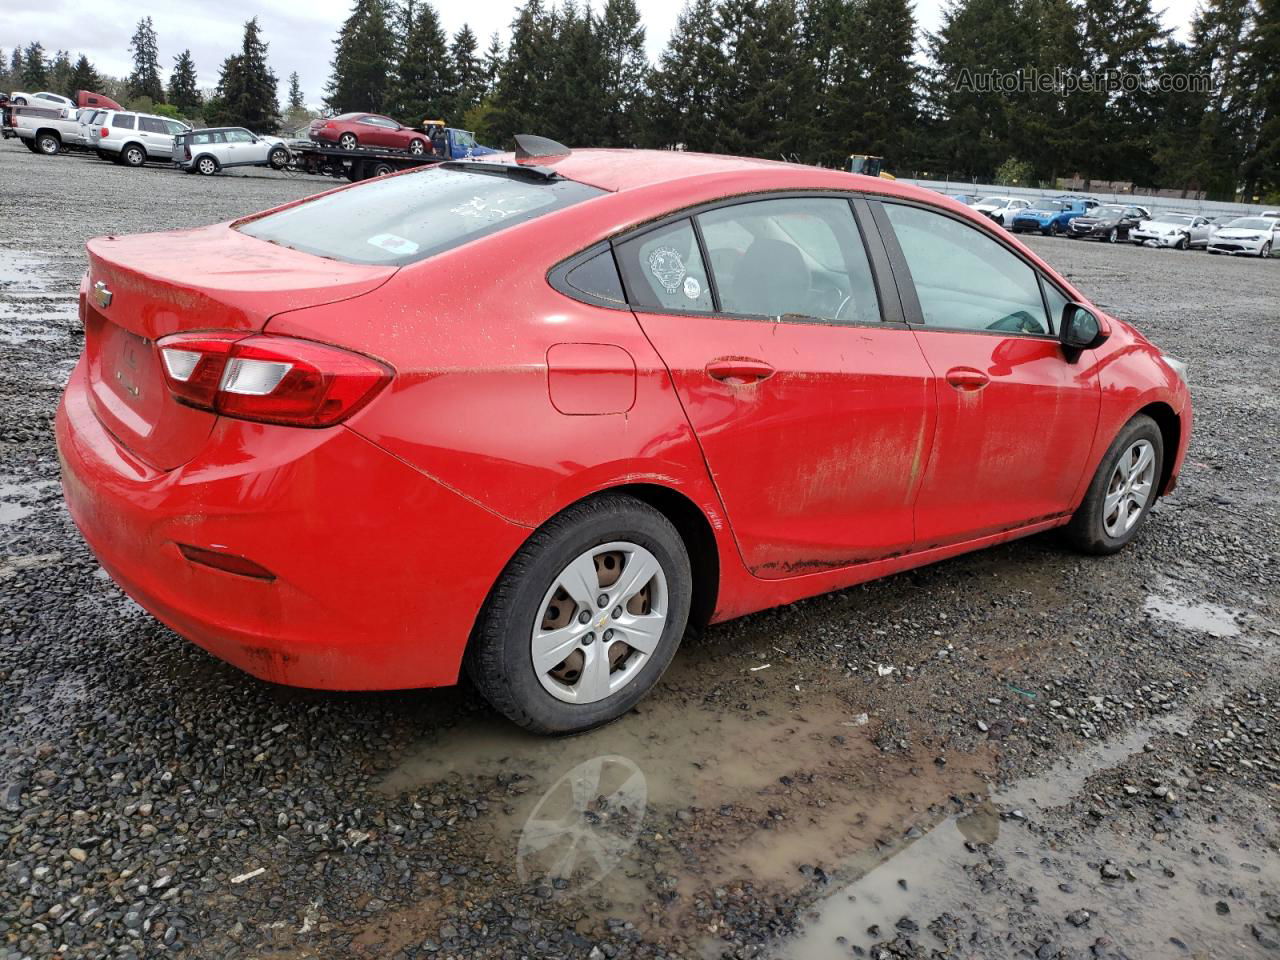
[238,166,604,266]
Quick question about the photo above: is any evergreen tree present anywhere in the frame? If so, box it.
[9,47,23,85]
[395,0,452,121]
[827,0,916,167]
[213,18,279,132]
[168,50,203,116]
[49,50,73,97]
[925,0,1023,178]
[649,0,731,151]
[1242,0,1279,197]
[482,32,504,93]
[485,0,557,144]
[598,0,649,145]
[1007,0,1089,183]
[327,0,397,113]
[288,71,305,111]
[68,54,104,96]
[128,17,165,102]
[444,25,486,121]
[22,42,47,88]
[1185,0,1256,196]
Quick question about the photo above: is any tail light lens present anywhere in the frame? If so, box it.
[100,126,109,137]
[156,333,391,427]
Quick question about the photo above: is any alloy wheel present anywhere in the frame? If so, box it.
[198,158,216,175]
[1102,439,1155,538]
[532,542,668,705]
[339,133,357,150]
[409,140,425,155]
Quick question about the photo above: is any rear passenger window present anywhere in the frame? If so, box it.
[698,198,880,324]
[565,249,625,304]
[114,114,136,130]
[883,203,1051,335]
[615,220,714,312]
[139,117,167,134]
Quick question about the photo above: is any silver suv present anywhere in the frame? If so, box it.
[86,110,191,167]
[173,127,291,176]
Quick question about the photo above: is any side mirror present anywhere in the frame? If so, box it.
[1060,303,1108,357]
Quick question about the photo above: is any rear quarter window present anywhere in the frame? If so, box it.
[113,114,136,130]
[237,166,604,266]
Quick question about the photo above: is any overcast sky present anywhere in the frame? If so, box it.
[5,0,1198,109]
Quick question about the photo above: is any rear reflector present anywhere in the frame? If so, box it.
[156,333,391,427]
[178,544,276,581]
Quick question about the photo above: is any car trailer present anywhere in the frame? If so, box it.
[288,142,442,182]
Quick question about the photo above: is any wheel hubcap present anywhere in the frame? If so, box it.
[1103,439,1155,538]
[532,542,667,705]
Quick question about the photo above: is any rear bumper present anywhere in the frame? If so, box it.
[56,358,529,690]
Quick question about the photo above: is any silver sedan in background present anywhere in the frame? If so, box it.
[1130,213,1214,250]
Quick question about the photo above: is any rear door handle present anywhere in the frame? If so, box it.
[945,367,990,391]
[706,358,775,384]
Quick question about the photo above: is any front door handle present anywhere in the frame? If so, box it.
[706,358,775,385]
[945,367,990,391]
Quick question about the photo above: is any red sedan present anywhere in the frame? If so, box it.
[309,112,430,155]
[56,143,1192,734]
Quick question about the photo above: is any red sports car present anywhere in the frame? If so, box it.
[56,142,1192,734]
[309,112,430,155]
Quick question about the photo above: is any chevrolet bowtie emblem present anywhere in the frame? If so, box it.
[92,280,112,309]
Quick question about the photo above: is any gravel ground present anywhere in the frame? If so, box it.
[1,142,1277,960]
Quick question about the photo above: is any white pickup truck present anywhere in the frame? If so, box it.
[2,102,94,155]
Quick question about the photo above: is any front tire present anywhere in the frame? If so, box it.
[268,147,288,169]
[1063,415,1163,555]
[408,138,426,156]
[1107,228,1118,243]
[1262,241,1272,258]
[466,495,692,734]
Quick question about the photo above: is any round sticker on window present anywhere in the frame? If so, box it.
[683,276,701,300]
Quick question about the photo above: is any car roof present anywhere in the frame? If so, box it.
[482,148,951,199]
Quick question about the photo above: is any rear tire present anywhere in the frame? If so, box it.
[1063,414,1163,555]
[465,495,692,735]
[195,155,218,176]
[37,133,61,155]
[121,144,146,167]
[339,132,358,151]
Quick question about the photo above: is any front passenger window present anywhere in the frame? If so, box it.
[883,203,1050,335]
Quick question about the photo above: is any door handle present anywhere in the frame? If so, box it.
[706,358,775,385]
[945,367,990,391]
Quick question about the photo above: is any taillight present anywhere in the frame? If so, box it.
[100,126,109,137]
[156,333,391,427]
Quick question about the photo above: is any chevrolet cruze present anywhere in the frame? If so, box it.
[57,140,1192,733]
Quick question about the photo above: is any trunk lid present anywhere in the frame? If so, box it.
[83,224,396,470]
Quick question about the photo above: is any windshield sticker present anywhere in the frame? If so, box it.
[450,194,537,221]
[683,276,701,300]
[648,247,686,294]
[366,233,419,256]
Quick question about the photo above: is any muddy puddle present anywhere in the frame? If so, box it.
[780,706,1275,960]
[0,249,55,293]
[377,650,994,941]
[1145,593,1244,638]
[0,478,61,526]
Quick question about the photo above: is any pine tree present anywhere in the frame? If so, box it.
[49,50,73,97]
[444,26,486,121]
[1079,0,1171,181]
[22,42,47,89]
[168,50,203,116]
[487,0,557,144]
[395,0,452,121]
[1184,0,1258,196]
[830,0,917,167]
[1242,0,1279,197]
[649,0,730,151]
[68,54,104,96]
[598,0,649,145]
[128,17,165,102]
[288,71,305,111]
[327,0,397,113]
[9,47,23,84]
[215,18,280,132]
[925,0,1023,178]
[482,32,504,93]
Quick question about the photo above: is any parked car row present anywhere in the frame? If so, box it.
[946,191,1278,258]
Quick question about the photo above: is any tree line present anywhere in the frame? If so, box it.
[5,0,1278,200]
